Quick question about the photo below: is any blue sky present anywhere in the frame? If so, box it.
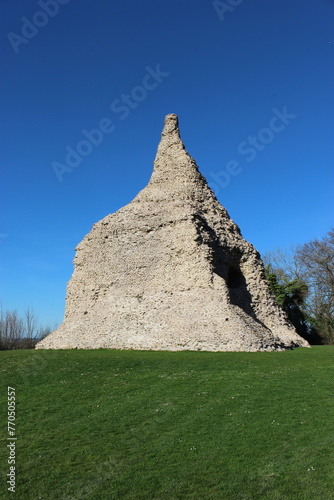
[1,0,333,327]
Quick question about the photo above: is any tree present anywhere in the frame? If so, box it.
[264,265,320,344]
[263,228,334,344]
[0,306,53,350]
[0,309,24,349]
[296,229,334,344]
[25,307,38,340]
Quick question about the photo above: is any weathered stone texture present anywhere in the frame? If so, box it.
[36,114,309,351]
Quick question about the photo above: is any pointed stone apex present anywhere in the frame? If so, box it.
[154,113,186,165]
[161,113,179,137]
[158,113,182,147]
[146,113,202,198]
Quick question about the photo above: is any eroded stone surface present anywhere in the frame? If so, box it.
[36,114,309,351]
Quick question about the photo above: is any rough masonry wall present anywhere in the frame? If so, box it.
[36,114,309,351]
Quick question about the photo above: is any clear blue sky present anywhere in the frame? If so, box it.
[1,0,333,327]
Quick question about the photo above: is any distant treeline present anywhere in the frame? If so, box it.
[0,307,53,350]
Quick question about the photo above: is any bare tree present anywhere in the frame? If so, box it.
[0,306,53,350]
[296,229,334,343]
[24,307,38,341]
[0,309,24,349]
[296,229,334,300]
[262,245,305,283]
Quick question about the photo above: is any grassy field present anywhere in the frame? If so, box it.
[0,347,333,499]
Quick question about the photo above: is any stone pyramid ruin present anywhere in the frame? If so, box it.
[37,114,309,351]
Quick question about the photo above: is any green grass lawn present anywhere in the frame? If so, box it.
[0,347,333,499]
